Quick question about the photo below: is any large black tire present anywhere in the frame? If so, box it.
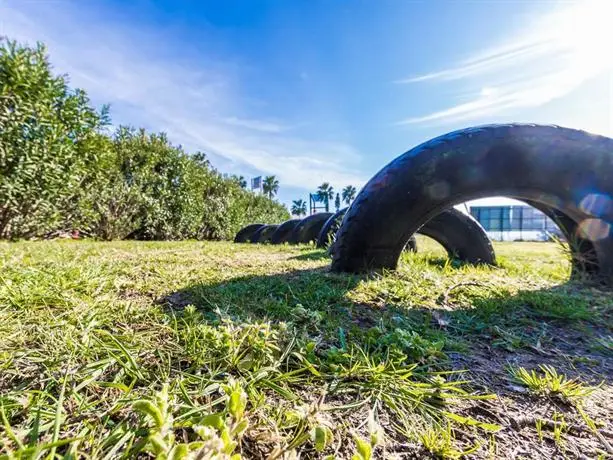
[331,124,613,283]
[270,219,302,244]
[234,223,265,243]
[322,208,494,264]
[288,213,334,244]
[250,224,280,243]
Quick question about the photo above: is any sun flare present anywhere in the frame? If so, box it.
[545,0,613,71]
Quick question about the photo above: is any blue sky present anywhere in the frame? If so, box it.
[2,0,612,208]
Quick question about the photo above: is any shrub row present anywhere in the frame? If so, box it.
[0,38,288,240]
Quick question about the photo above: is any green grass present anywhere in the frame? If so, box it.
[509,365,598,403]
[0,238,611,459]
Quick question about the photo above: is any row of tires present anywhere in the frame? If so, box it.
[234,206,496,265]
[237,125,613,284]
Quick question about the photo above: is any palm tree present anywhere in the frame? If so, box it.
[342,185,357,205]
[291,199,307,217]
[262,175,279,199]
[316,182,334,212]
[334,193,341,212]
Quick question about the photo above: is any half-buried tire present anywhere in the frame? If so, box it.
[234,223,265,243]
[404,235,418,252]
[418,209,495,264]
[317,208,348,249]
[249,224,280,243]
[289,213,333,244]
[331,124,613,284]
[322,208,493,264]
[270,219,302,244]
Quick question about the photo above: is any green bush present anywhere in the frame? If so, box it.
[0,38,288,240]
[0,39,108,238]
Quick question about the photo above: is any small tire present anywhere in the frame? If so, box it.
[250,224,280,243]
[234,223,265,243]
[317,208,348,248]
[289,213,334,244]
[270,219,302,244]
[324,208,492,263]
[418,208,495,264]
[405,235,418,252]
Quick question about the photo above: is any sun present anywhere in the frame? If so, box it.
[545,0,613,72]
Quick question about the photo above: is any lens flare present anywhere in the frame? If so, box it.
[578,218,611,241]
[579,193,612,218]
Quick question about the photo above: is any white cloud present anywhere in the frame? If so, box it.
[220,117,287,133]
[396,0,613,125]
[0,2,365,192]
[395,41,557,84]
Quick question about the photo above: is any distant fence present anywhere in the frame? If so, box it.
[470,205,562,242]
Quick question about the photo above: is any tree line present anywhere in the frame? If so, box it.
[291,183,357,217]
[0,38,289,240]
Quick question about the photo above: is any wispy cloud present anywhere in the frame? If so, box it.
[395,41,558,84]
[0,2,365,195]
[220,117,287,133]
[396,1,613,125]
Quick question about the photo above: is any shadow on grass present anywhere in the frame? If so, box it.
[159,267,612,385]
[432,284,613,386]
[160,267,363,325]
[288,250,330,261]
